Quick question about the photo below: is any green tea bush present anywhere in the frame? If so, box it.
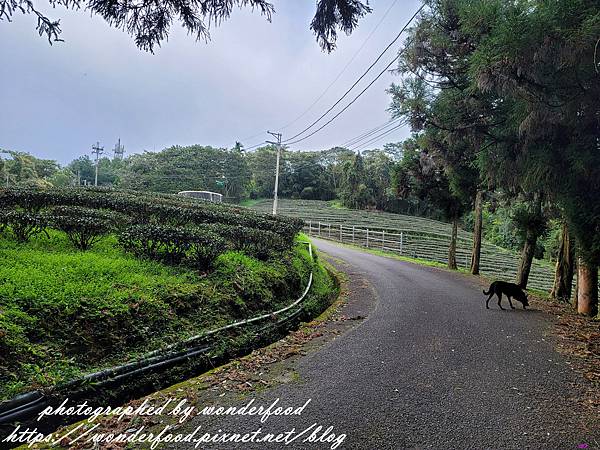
[206,223,289,259]
[0,209,49,242]
[0,187,303,270]
[49,206,125,250]
[119,224,228,269]
[0,188,303,241]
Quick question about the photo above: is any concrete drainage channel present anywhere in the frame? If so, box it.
[0,243,317,442]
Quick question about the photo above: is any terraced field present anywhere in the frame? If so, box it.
[250,199,558,294]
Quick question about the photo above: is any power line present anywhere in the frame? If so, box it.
[242,142,268,151]
[349,122,405,150]
[284,47,410,146]
[230,0,400,148]
[275,0,401,133]
[283,4,425,144]
[344,119,403,148]
[341,117,402,148]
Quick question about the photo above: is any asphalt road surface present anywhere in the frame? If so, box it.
[177,238,598,450]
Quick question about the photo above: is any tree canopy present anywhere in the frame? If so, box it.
[0,0,371,52]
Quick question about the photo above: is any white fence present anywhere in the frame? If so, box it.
[304,220,566,294]
[308,220,404,251]
[305,220,472,269]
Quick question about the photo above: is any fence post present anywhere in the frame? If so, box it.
[318,222,321,236]
[352,226,355,244]
[328,223,331,238]
[382,230,385,249]
[366,229,369,248]
[400,232,403,255]
[308,220,312,236]
[339,224,343,241]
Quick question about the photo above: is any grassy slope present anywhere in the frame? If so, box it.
[0,231,331,400]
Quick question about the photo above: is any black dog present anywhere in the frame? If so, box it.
[483,281,529,310]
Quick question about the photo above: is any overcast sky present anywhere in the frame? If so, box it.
[0,0,419,165]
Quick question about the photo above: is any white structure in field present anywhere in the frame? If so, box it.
[177,190,223,203]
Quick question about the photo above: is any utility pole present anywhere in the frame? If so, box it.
[91,141,104,187]
[266,131,283,215]
[113,138,125,160]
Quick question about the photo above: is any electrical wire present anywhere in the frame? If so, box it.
[275,0,401,133]
[349,122,405,150]
[341,117,403,148]
[228,0,401,148]
[284,46,411,147]
[282,4,425,144]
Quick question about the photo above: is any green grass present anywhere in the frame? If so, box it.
[0,230,331,400]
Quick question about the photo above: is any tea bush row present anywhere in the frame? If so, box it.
[0,188,303,240]
[0,188,303,268]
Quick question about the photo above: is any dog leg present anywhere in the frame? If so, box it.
[497,292,505,310]
[486,293,494,309]
[507,296,515,309]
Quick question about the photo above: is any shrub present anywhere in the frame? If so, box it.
[118,224,227,269]
[119,224,188,263]
[49,206,124,250]
[0,189,54,212]
[0,187,303,239]
[187,229,228,269]
[206,223,289,259]
[0,209,49,242]
[0,187,303,261]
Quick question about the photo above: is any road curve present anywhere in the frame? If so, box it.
[180,238,598,449]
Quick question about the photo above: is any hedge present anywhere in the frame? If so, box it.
[0,188,303,240]
[118,224,227,269]
[0,188,303,267]
[0,209,49,242]
[49,206,127,250]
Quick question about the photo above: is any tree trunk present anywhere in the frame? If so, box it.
[448,217,458,270]
[515,228,538,289]
[550,222,574,302]
[515,193,542,289]
[470,190,483,275]
[576,259,598,316]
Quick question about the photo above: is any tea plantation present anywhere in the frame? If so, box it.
[249,198,558,294]
[0,188,335,400]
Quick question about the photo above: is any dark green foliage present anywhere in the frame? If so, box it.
[246,146,346,201]
[339,152,373,209]
[0,187,302,272]
[118,224,228,269]
[49,206,124,250]
[0,187,303,241]
[466,0,600,265]
[0,209,48,242]
[67,155,120,187]
[0,150,56,189]
[119,145,251,201]
[206,223,290,260]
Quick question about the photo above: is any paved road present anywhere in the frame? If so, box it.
[179,238,598,449]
